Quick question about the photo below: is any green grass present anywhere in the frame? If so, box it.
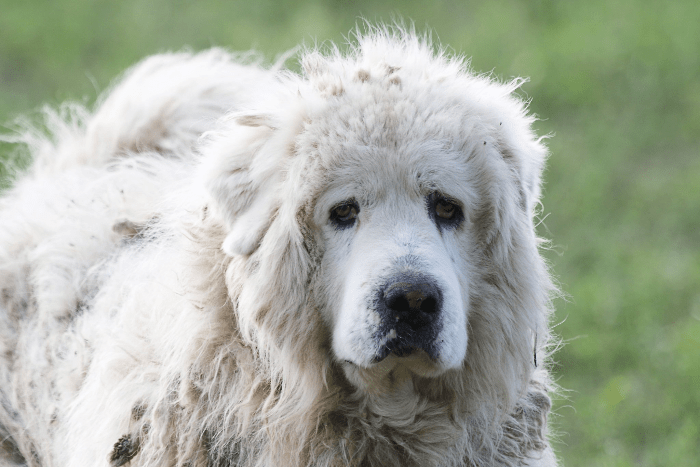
[2,1,699,465]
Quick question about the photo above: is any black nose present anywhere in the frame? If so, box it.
[384,280,439,325]
[375,274,442,360]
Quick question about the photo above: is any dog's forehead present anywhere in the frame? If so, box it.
[304,97,478,207]
[311,78,464,145]
[320,142,468,199]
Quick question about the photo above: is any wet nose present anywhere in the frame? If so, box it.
[384,281,439,325]
[375,274,442,360]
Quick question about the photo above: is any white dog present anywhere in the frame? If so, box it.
[0,27,558,467]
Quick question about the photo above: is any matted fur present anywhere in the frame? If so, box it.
[1,27,559,467]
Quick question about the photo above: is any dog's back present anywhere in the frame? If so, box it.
[0,49,267,466]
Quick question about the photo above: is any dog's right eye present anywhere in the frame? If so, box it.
[330,201,359,228]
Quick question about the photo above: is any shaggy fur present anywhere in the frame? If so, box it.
[0,27,558,467]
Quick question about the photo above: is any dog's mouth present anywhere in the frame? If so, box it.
[340,330,449,388]
[373,337,425,362]
[373,344,414,363]
[372,321,441,363]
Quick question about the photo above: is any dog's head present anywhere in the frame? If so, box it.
[199,30,552,402]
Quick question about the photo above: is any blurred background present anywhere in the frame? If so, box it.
[1,0,698,465]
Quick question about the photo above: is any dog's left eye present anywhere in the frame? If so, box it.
[330,201,359,228]
[436,199,456,219]
[428,192,464,228]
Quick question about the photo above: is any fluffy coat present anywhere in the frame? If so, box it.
[0,28,558,467]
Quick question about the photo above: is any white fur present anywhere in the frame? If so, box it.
[1,27,558,467]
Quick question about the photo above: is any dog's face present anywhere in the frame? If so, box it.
[313,144,476,379]
[299,84,509,383]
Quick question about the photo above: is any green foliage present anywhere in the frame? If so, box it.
[1,0,698,464]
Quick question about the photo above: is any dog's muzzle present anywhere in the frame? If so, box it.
[373,273,442,361]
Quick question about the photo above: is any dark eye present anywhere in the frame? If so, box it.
[435,199,456,219]
[428,192,463,228]
[330,200,359,228]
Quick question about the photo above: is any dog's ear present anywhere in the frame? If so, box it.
[505,132,548,218]
[201,102,328,403]
[497,81,549,218]
[199,108,306,256]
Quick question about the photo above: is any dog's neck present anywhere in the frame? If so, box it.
[330,362,552,466]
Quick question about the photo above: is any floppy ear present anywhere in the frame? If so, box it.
[509,133,548,218]
[497,81,549,218]
[200,109,304,256]
[199,99,330,427]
